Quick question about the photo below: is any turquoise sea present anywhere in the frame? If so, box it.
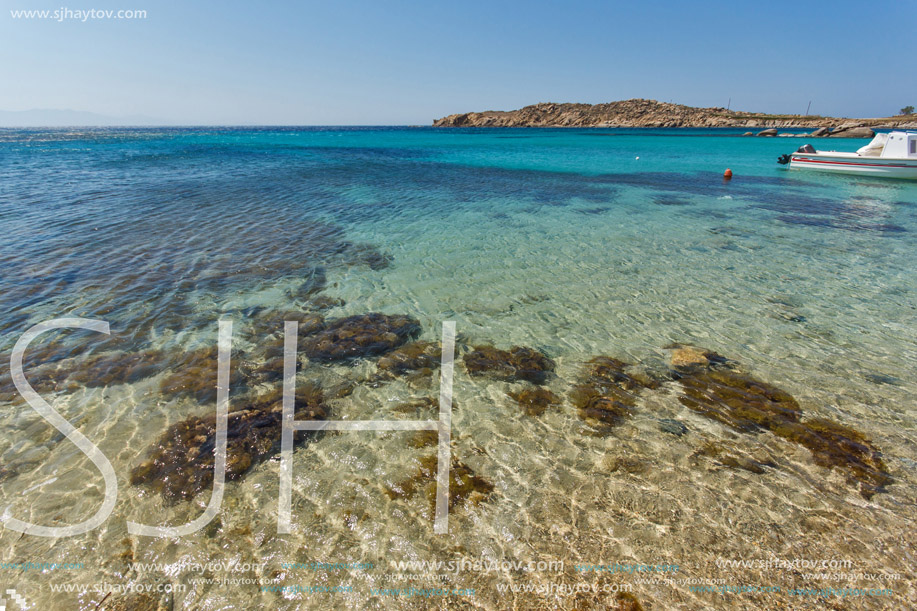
[1,127,915,610]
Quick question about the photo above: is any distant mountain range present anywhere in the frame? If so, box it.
[0,109,165,127]
[433,99,917,129]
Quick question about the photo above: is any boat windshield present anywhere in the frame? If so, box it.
[857,133,888,157]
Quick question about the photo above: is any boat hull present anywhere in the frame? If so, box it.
[789,154,917,179]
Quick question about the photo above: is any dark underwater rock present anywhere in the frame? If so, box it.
[68,350,166,388]
[408,430,438,449]
[307,295,346,310]
[653,195,691,206]
[570,356,660,432]
[391,397,440,417]
[719,455,769,474]
[385,454,493,513]
[463,345,555,385]
[658,418,688,437]
[106,592,165,611]
[606,456,653,475]
[675,350,891,499]
[0,465,15,483]
[159,345,246,404]
[376,340,442,378]
[692,441,776,474]
[131,384,327,502]
[357,246,394,271]
[0,347,168,401]
[333,242,393,270]
[864,373,900,386]
[676,369,802,433]
[773,417,891,500]
[615,592,645,611]
[300,313,421,363]
[288,267,327,301]
[507,386,561,416]
[261,313,326,360]
[285,312,328,335]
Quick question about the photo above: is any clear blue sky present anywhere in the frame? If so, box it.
[2,0,915,124]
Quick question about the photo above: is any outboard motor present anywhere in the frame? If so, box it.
[778,143,815,165]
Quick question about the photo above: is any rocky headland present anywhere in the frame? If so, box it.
[433,99,917,136]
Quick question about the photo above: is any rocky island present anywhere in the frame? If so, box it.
[433,99,917,135]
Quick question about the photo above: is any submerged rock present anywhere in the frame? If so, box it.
[658,418,688,437]
[300,313,421,363]
[131,384,327,502]
[665,343,729,371]
[391,397,440,417]
[224,314,329,385]
[385,454,494,513]
[692,441,775,474]
[0,347,168,401]
[106,591,167,611]
[864,373,900,386]
[675,350,891,499]
[571,587,645,611]
[307,295,346,310]
[775,417,891,500]
[653,195,691,206]
[606,455,653,475]
[719,455,769,474]
[0,465,15,483]
[159,346,246,404]
[570,356,660,432]
[259,313,327,359]
[670,346,712,369]
[276,313,327,339]
[463,345,555,385]
[336,242,393,270]
[676,369,802,433]
[615,592,645,611]
[408,430,438,449]
[64,350,165,388]
[376,340,442,378]
[288,266,327,301]
[507,386,561,416]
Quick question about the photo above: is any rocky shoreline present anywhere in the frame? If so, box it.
[433,98,917,132]
[747,124,879,138]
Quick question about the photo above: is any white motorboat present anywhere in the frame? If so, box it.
[777,131,917,179]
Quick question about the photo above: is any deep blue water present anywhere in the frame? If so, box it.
[1,127,914,348]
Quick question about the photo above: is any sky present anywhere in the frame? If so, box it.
[1,0,915,125]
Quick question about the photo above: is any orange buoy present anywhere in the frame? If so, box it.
[723,168,733,180]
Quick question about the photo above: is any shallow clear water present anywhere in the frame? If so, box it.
[0,127,915,610]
